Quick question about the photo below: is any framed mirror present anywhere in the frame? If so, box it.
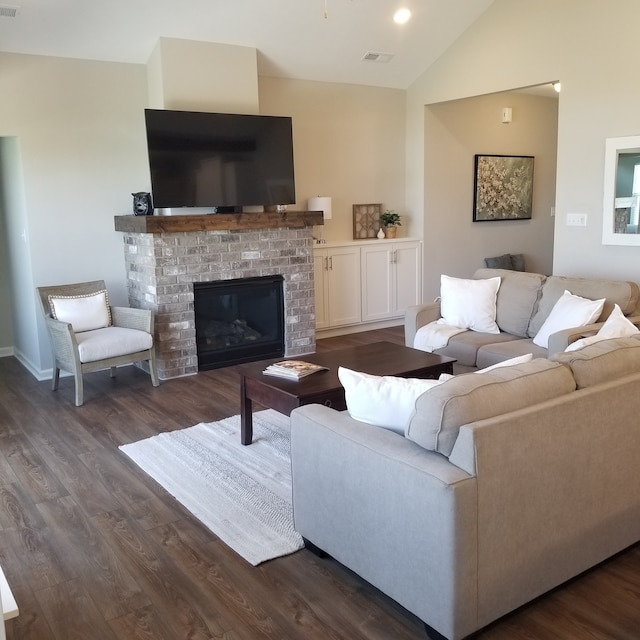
[602,135,640,245]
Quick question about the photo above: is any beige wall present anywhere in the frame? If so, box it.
[422,91,557,299]
[407,0,640,287]
[259,77,406,242]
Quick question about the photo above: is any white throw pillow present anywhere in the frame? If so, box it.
[438,353,533,381]
[533,290,605,349]
[565,304,639,352]
[439,275,501,334]
[338,367,444,435]
[48,290,111,333]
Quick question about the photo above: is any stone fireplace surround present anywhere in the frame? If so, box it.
[114,212,321,379]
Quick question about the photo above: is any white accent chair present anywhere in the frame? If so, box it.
[36,280,159,406]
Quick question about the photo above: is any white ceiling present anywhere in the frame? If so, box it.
[0,0,495,89]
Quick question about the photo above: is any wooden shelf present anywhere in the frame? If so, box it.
[114,211,323,234]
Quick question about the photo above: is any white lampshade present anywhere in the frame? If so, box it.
[308,196,332,220]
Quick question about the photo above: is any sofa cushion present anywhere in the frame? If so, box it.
[435,330,521,367]
[565,304,639,352]
[440,275,501,334]
[439,353,533,381]
[474,268,546,338]
[476,339,548,369]
[532,290,605,348]
[48,290,111,332]
[527,275,639,338]
[405,359,576,457]
[551,335,640,389]
[337,367,443,435]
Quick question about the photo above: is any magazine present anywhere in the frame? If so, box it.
[263,360,328,380]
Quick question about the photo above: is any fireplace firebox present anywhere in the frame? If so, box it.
[193,275,285,370]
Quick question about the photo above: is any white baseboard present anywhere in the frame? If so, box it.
[316,319,403,340]
[0,347,14,358]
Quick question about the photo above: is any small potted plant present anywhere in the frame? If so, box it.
[380,209,402,238]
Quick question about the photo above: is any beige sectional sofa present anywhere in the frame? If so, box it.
[405,268,640,371]
[290,336,640,640]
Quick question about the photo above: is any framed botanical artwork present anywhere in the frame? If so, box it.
[473,154,534,221]
[353,203,381,239]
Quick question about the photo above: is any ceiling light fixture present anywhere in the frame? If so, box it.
[553,81,561,93]
[393,8,411,24]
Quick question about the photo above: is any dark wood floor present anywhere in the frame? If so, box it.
[1,326,639,640]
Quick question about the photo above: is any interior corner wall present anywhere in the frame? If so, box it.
[148,38,260,113]
[422,92,557,299]
[407,0,640,287]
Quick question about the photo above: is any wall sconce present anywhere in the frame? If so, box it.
[501,107,512,124]
[308,196,332,243]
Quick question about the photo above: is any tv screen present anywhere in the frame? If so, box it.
[144,109,296,210]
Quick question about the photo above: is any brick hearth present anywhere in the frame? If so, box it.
[119,225,316,379]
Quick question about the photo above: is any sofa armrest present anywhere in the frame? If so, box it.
[405,302,441,346]
[290,404,478,640]
[547,323,603,355]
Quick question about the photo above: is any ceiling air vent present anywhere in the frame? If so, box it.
[0,4,19,17]
[362,51,394,63]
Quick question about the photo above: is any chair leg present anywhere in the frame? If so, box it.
[149,350,160,387]
[51,367,60,391]
[74,372,84,407]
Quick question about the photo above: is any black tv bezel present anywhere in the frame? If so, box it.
[144,108,296,211]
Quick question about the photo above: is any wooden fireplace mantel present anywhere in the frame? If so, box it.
[114,211,323,234]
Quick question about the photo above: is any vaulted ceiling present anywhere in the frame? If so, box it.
[0,0,495,89]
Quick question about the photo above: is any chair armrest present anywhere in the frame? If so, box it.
[405,302,441,347]
[44,316,80,369]
[111,306,154,333]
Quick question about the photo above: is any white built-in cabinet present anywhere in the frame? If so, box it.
[361,241,422,322]
[314,246,362,329]
[314,239,422,331]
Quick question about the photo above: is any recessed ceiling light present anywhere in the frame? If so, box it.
[393,8,411,24]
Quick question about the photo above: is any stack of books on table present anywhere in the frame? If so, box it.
[263,360,328,380]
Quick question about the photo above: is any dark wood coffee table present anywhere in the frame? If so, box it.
[239,341,455,444]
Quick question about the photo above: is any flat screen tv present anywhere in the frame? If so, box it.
[144,109,296,211]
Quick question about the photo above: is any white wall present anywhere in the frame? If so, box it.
[407,0,640,286]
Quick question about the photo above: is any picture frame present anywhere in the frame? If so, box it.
[473,154,534,221]
[352,203,382,239]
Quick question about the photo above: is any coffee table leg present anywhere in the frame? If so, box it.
[240,375,253,445]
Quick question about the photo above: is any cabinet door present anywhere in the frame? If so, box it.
[327,247,361,326]
[393,241,422,314]
[313,249,330,329]
[361,244,394,321]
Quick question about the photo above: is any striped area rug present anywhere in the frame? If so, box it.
[119,409,304,566]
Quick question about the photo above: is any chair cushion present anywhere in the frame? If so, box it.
[476,339,548,369]
[49,290,111,332]
[76,327,152,363]
[405,359,576,457]
[435,330,521,367]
